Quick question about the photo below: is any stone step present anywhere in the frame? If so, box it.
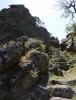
[50,78,76,85]
[50,97,71,100]
[50,85,75,99]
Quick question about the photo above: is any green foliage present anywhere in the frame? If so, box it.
[25,38,46,52]
[71,82,76,92]
[66,23,76,33]
[68,63,76,76]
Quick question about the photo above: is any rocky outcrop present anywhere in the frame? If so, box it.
[61,32,76,51]
[0,4,50,44]
[0,35,28,73]
[0,34,49,74]
[0,4,76,100]
[0,35,51,100]
[0,69,38,100]
[2,60,35,86]
[0,41,23,72]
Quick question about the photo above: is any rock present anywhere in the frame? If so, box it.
[61,32,76,51]
[2,60,35,86]
[0,86,11,100]
[0,35,30,73]
[0,5,50,44]
[0,41,23,73]
[50,97,71,100]
[50,78,76,86]
[58,69,63,76]
[36,72,49,86]
[16,35,28,55]
[50,80,63,85]
[25,38,45,52]
[49,64,59,75]
[66,33,76,51]
[0,69,38,100]
[16,35,28,43]
[50,36,59,47]
[30,50,49,73]
[34,85,50,100]
[60,40,67,51]
[51,85,75,99]
[49,64,63,76]
[67,79,76,85]
[11,71,38,100]
[57,57,70,71]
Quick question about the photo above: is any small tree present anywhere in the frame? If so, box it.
[58,0,76,18]
[58,0,76,35]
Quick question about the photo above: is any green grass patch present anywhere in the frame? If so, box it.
[67,63,76,76]
[71,82,76,100]
[72,95,76,100]
[71,82,76,92]
[49,73,64,81]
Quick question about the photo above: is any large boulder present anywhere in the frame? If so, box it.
[0,68,38,100]
[1,60,35,86]
[0,41,23,73]
[0,36,28,72]
[0,35,29,73]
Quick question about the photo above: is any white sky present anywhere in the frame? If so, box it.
[0,0,70,40]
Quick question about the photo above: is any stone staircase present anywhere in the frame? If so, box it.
[50,77,76,100]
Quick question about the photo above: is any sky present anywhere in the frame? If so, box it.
[0,0,70,40]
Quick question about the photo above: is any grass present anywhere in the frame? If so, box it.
[72,96,76,100]
[72,83,76,88]
[64,63,76,100]
[67,63,76,77]
[71,82,76,93]
[49,72,64,81]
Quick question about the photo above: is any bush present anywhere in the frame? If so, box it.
[24,38,45,52]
